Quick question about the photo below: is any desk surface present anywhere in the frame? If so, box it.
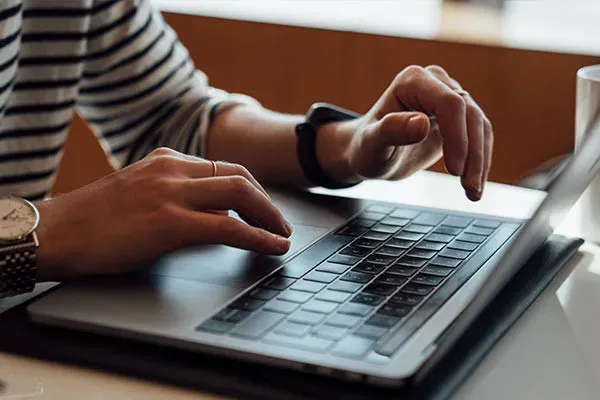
[2,171,600,399]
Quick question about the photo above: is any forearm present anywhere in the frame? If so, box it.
[205,105,358,185]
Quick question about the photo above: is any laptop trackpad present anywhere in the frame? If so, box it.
[148,224,328,288]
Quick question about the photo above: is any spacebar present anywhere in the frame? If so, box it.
[278,234,352,278]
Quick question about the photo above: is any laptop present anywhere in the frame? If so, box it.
[27,115,600,387]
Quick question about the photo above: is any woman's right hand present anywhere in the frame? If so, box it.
[34,147,293,281]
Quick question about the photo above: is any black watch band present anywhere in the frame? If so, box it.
[295,102,362,189]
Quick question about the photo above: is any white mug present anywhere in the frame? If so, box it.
[575,65,600,242]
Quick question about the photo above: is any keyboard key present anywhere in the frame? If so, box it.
[406,248,437,259]
[395,256,427,268]
[336,225,368,237]
[439,248,470,259]
[443,216,473,228]
[278,290,313,303]
[390,209,420,219]
[341,271,373,284]
[352,238,381,249]
[263,332,333,352]
[275,321,311,337]
[355,324,389,339]
[248,288,279,301]
[230,297,265,312]
[421,265,453,277]
[359,211,386,221]
[466,226,494,236]
[448,240,478,251]
[394,232,424,241]
[415,241,445,251]
[473,219,501,229]
[374,246,404,257]
[315,290,351,303]
[426,233,454,243]
[213,308,236,321]
[404,224,433,234]
[197,319,235,334]
[375,273,407,286]
[379,303,413,318]
[328,254,361,265]
[316,262,351,274]
[314,325,348,341]
[332,335,375,358]
[364,283,397,296]
[366,314,402,328]
[366,205,394,214]
[388,293,424,307]
[302,299,339,314]
[371,224,401,234]
[413,212,445,226]
[262,276,296,291]
[387,265,419,277]
[231,311,285,339]
[352,262,385,275]
[329,280,363,293]
[290,280,326,293]
[288,310,325,325]
[304,270,338,283]
[457,233,486,243]
[400,283,434,296]
[430,256,462,268]
[264,299,300,314]
[380,217,410,226]
[279,234,351,279]
[339,302,374,316]
[434,226,462,235]
[362,232,392,241]
[386,238,414,249]
[412,273,444,286]
[351,218,378,228]
[326,313,361,328]
[352,292,385,306]
[340,246,372,257]
[224,309,252,323]
[365,254,397,266]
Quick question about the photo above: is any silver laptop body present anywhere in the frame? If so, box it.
[28,116,600,387]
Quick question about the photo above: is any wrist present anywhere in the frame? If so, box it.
[315,118,363,184]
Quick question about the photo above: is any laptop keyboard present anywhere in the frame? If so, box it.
[197,204,518,360]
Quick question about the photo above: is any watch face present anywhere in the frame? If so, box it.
[0,197,39,242]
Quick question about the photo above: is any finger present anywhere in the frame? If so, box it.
[481,120,494,194]
[185,211,291,255]
[353,112,430,177]
[381,66,468,176]
[180,176,292,237]
[460,112,485,201]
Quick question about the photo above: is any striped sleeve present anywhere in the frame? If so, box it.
[76,0,258,168]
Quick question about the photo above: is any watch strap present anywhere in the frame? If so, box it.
[295,103,361,189]
[0,232,38,298]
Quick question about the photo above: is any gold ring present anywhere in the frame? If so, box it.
[454,88,470,97]
[210,160,218,177]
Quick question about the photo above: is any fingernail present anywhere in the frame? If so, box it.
[274,235,291,252]
[284,221,294,237]
[407,115,426,134]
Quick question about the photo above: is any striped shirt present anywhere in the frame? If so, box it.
[0,0,255,201]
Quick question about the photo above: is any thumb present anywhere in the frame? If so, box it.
[363,112,431,148]
[353,112,430,176]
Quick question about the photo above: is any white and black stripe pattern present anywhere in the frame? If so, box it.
[0,0,256,201]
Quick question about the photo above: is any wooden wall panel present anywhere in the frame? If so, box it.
[53,12,600,194]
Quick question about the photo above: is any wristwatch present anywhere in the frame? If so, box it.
[0,196,40,298]
[295,102,362,189]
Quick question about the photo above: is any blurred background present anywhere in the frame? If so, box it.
[56,0,600,194]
